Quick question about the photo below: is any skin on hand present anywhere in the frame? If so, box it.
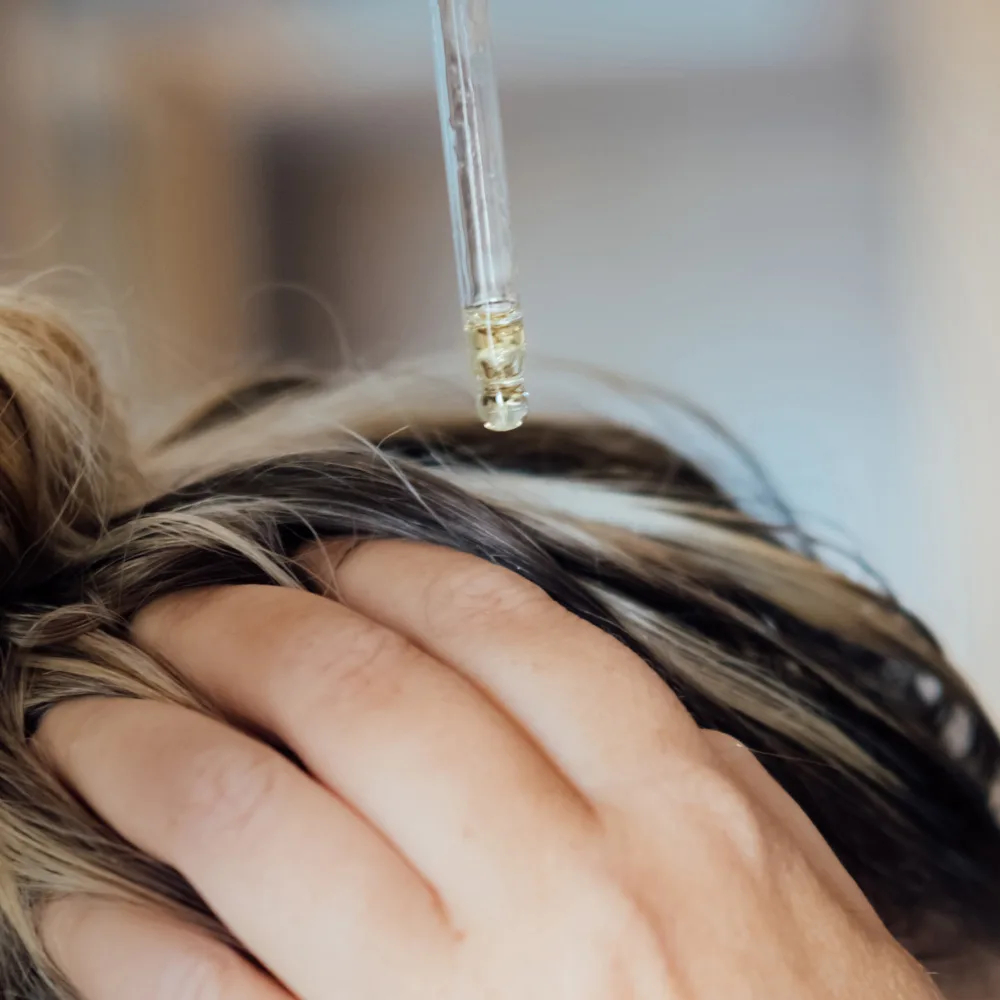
[36,541,943,1000]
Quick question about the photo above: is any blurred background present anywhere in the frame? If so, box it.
[1,0,999,713]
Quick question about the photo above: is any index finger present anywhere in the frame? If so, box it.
[299,540,707,805]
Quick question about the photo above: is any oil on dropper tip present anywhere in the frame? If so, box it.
[466,305,528,432]
[478,389,529,432]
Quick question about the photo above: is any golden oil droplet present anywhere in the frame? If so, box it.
[465,305,528,432]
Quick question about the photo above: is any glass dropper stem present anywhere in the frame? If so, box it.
[430,0,528,432]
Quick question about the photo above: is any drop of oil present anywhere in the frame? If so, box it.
[478,387,529,432]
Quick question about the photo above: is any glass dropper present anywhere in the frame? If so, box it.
[430,0,528,432]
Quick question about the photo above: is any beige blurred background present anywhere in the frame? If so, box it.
[1,0,998,713]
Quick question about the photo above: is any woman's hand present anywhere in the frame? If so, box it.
[37,541,941,999]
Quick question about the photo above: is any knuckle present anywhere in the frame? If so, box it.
[296,617,411,714]
[39,897,88,961]
[426,558,554,629]
[702,731,752,761]
[171,739,280,850]
[159,945,241,1000]
[694,766,770,866]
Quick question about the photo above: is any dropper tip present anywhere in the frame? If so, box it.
[466,305,528,432]
[478,388,529,432]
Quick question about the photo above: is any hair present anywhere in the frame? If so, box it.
[0,289,999,998]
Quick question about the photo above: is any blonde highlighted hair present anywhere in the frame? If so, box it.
[0,290,998,997]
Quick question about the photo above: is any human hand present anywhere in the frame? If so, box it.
[37,541,942,999]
